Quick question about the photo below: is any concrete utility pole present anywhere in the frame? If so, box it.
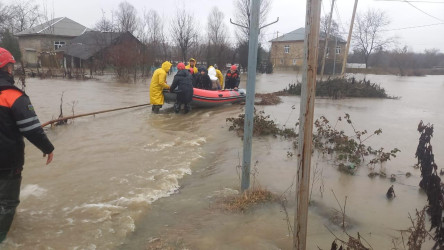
[241,0,260,192]
[230,0,278,192]
[341,0,358,77]
[320,0,335,81]
[293,0,321,249]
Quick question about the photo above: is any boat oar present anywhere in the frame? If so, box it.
[41,103,151,128]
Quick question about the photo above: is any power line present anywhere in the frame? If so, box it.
[334,3,347,34]
[375,0,444,3]
[381,22,444,31]
[321,0,327,17]
[403,0,444,22]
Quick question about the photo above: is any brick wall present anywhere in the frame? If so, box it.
[270,39,346,71]
[17,35,74,66]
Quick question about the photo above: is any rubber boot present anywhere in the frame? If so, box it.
[174,103,180,113]
[184,104,191,114]
[152,105,161,114]
[0,177,21,243]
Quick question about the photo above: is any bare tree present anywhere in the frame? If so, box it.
[352,9,394,68]
[320,15,340,38]
[392,45,414,76]
[423,48,441,68]
[137,9,169,75]
[170,9,199,62]
[143,9,170,60]
[207,7,227,46]
[207,7,230,67]
[144,10,163,44]
[0,3,10,32]
[0,0,43,34]
[233,0,271,41]
[95,10,114,32]
[114,1,138,34]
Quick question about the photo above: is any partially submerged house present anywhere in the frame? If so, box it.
[16,17,89,67]
[56,31,144,78]
[269,27,346,73]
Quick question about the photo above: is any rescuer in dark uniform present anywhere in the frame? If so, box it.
[224,65,240,90]
[0,47,55,243]
[170,62,193,113]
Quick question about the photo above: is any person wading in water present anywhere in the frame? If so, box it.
[170,62,193,113]
[0,47,55,243]
[149,61,172,114]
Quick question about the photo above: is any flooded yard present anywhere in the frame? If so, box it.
[1,72,443,249]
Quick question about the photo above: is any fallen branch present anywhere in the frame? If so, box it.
[41,103,151,127]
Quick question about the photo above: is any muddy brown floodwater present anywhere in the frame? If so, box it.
[0,73,443,249]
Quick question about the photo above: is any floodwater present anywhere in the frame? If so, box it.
[1,72,443,249]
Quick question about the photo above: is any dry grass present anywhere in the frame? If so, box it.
[217,187,279,212]
[255,93,282,105]
[146,237,187,250]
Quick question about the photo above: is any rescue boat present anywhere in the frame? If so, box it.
[163,88,246,107]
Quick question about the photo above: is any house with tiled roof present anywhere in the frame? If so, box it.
[269,27,346,73]
[16,17,89,66]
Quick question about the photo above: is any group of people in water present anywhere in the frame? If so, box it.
[149,58,241,114]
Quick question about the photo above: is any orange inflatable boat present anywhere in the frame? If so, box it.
[164,88,246,107]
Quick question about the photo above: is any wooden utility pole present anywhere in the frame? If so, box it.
[293,0,321,249]
[341,0,358,77]
[333,36,338,75]
[320,0,335,80]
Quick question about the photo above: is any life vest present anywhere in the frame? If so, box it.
[226,71,238,79]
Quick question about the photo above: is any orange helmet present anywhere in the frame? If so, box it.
[230,65,237,71]
[0,47,16,69]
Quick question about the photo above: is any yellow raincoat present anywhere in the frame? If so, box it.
[185,58,198,74]
[150,61,172,105]
[215,68,224,89]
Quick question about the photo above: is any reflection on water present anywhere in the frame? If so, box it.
[1,73,443,249]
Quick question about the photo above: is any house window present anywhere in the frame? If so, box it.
[292,59,297,65]
[284,45,290,54]
[280,59,284,64]
[54,41,65,50]
[336,46,341,54]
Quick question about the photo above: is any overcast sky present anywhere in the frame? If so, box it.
[6,0,444,52]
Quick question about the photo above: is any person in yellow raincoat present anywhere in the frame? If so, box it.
[213,64,224,89]
[150,61,172,113]
[185,58,198,74]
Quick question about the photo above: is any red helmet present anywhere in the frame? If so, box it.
[230,65,237,71]
[177,62,185,70]
[0,47,16,69]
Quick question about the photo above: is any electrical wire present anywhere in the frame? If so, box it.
[381,22,444,31]
[334,3,347,34]
[374,0,444,3]
[403,0,444,22]
[321,0,327,18]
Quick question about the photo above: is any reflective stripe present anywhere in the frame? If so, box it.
[18,123,41,132]
[16,116,38,125]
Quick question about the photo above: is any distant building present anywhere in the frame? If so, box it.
[56,31,144,77]
[16,17,89,66]
[269,27,346,73]
[346,63,366,69]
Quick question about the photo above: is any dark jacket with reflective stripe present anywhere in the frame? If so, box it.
[224,70,240,89]
[0,76,54,171]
